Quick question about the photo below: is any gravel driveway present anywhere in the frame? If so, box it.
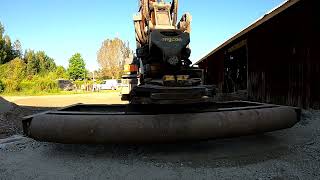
[0,110,319,180]
[0,95,319,180]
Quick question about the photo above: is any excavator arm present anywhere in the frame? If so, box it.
[135,0,190,47]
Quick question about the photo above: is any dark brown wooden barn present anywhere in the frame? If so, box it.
[195,0,319,109]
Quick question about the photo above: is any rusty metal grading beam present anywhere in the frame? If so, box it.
[22,102,300,144]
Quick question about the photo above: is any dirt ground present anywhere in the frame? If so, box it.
[3,92,125,107]
[0,94,320,180]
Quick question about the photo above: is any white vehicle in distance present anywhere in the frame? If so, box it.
[99,80,118,90]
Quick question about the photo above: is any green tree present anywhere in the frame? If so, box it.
[55,65,67,79]
[23,50,56,76]
[24,50,39,75]
[67,53,87,80]
[36,51,56,74]
[13,40,22,58]
[0,23,8,64]
[0,22,20,64]
[0,22,4,36]
[0,22,5,64]
[3,35,13,60]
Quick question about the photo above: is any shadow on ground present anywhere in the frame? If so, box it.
[40,133,291,169]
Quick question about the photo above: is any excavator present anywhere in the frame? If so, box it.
[121,0,213,104]
[22,0,300,144]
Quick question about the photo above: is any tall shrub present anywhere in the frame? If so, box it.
[0,57,26,92]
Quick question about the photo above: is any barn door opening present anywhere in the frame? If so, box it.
[224,40,248,93]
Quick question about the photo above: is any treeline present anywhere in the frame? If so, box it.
[0,22,71,94]
[0,21,134,95]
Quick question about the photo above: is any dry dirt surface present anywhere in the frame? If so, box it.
[3,92,124,107]
[0,95,320,179]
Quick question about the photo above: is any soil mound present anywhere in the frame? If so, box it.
[0,97,51,139]
[0,97,17,113]
[0,97,22,138]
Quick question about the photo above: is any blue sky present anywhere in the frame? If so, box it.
[0,0,284,71]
